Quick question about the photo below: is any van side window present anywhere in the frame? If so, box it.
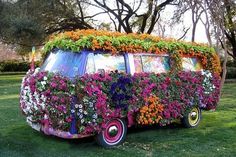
[182,57,203,71]
[133,55,170,73]
[133,55,143,73]
[86,53,126,74]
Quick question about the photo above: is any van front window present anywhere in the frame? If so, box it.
[40,50,83,78]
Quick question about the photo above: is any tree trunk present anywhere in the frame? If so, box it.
[191,23,197,42]
[219,36,228,96]
[205,26,212,46]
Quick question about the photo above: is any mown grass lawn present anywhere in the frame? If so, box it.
[0,74,236,157]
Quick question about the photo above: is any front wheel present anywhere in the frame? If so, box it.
[182,107,201,128]
[95,118,127,148]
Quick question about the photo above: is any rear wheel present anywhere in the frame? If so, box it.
[95,118,127,148]
[182,107,201,128]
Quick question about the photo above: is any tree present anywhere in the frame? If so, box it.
[172,0,204,42]
[206,0,235,59]
[83,0,178,34]
[205,0,236,93]
[199,1,213,46]
[0,0,182,57]
[0,0,93,55]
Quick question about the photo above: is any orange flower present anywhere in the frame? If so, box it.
[137,95,164,125]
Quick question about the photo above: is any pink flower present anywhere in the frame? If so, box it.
[163,111,170,119]
[60,98,65,103]
[65,116,73,122]
[52,96,59,101]
[50,82,57,88]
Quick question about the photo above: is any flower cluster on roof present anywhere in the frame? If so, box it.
[44,29,221,75]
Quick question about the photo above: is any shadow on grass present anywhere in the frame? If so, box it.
[2,121,183,148]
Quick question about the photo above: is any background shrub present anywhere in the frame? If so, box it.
[0,60,40,72]
[226,60,236,67]
[226,67,236,79]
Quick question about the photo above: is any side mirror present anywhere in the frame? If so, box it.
[97,69,105,77]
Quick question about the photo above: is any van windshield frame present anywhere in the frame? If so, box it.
[40,49,85,78]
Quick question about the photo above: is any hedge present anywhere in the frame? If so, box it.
[226,67,236,79]
[0,60,40,72]
[227,60,236,67]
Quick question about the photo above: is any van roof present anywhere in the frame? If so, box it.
[44,29,221,75]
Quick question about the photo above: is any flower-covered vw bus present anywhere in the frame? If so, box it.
[20,29,221,147]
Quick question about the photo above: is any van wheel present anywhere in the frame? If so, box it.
[95,118,127,148]
[182,107,201,128]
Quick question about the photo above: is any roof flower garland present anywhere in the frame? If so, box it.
[44,29,221,75]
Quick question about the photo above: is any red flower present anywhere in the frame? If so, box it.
[175,81,181,86]
[165,77,171,84]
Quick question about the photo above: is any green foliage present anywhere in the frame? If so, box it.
[44,34,214,55]
[226,60,236,67]
[0,1,45,53]
[75,36,93,49]
[0,60,40,72]
[0,0,92,55]
[226,67,236,79]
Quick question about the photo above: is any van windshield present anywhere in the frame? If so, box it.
[40,50,83,78]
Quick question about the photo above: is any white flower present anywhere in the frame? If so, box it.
[23,96,27,100]
[75,104,79,108]
[26,116,33,125]
[89,102,93,108]
[79,104,83,108]
[24,106,30,112]
[83,99,88,103]
[201,70,205,75]
[92,113,98,119]
[34,68,40,74]
[43,76,47,81]
[79,114,83,119]
[79,109,83,113]
[83,111,88,115]
[44,114,48,119]
[26,70,31,75]
[34,105,38,110]
[71,109,75,113]
[41,103,45,110]
[41,81,46,85]
[81,119,85,123]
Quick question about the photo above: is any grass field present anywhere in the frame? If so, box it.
[0,74,236,157]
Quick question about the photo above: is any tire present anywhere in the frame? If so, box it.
[182,107,201,128]
[95,118,127,148]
